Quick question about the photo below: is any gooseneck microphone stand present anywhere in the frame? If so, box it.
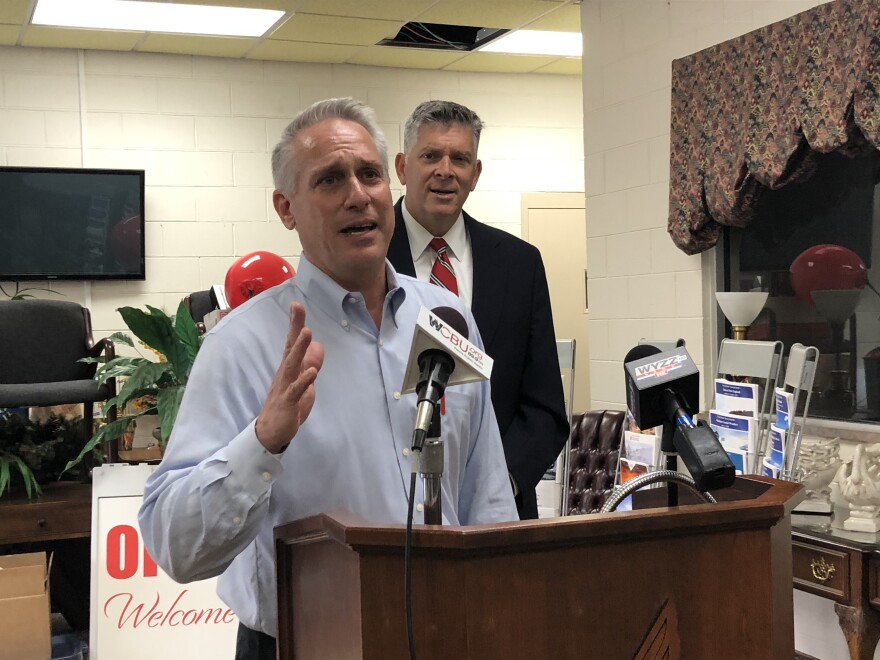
[406,404,445,660]
[420,409,444,524]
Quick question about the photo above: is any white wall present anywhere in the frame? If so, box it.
[0,46,583,339]
[580,0,833,411]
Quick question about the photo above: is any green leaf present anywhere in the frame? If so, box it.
[61,416,135,476]
[0,460,9,496]
[110,361,173,412]
[118,306,177,357]
[11,455,40,499]
[94,356,152,385]
[157,385,185,444]
[108,332,135,348]
[172,300,201,382]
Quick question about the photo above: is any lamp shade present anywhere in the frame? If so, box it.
[716,291,769,327]
[789,244,868,304]
[225,251,295,309]
[811,288,862,324]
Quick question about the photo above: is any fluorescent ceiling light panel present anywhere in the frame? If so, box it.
[480,30,582,57]
[32,0,285,38]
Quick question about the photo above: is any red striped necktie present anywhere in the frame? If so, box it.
[428,237,458,296]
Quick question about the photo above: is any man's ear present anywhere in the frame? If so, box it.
[273,190,296,230]
[470,159,483,191]
[394,152,407,186]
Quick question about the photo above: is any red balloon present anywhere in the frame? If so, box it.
[225,251,295,309]
[109,215,142,270]
[789,244,868,304]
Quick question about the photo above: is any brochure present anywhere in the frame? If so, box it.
[714,378,760,417]
[768,424,785,469]
[709,410,758,473]
[775,388,794,430]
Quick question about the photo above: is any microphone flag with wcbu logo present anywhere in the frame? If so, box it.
[624,345,700,430]
[401,306,493,395]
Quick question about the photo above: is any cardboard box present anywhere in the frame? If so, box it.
[0,552,51,660]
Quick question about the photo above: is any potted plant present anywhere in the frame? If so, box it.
[0,412,95,498]
[63,301,202,474]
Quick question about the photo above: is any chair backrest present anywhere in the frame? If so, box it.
[0,300,93,384]
[185,289,217,324]
[565,409,626,515]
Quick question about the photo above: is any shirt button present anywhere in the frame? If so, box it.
[379,339,384,346]
[340,319,349,328]
[416,504,424,512]
[348,297,358,304]
[233,516,242,525]
[402,448,410,457]
[393,391,401,400]
[262,471,271,482]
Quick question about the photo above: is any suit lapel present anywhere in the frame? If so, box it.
[388,198,417,277]
[466,213,505,347]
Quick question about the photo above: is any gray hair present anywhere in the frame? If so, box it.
[403,100,484,154]
[271,97,389,195]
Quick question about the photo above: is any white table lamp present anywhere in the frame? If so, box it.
[716,291,769,340]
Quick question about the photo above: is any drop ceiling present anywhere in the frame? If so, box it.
[0,0,582,75]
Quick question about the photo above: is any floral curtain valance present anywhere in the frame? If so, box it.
[668,0,880,255]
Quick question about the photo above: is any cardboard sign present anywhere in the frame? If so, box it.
[90,464,237,659]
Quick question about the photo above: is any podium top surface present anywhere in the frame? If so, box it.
[276,476,802,554]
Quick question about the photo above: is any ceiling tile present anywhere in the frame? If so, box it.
[523,4,581,31]
[0,24,19,46]
[271,13,401,46]
[444,52,558,74]
[291,0,436,22]
[139,34,253,58]
[346,45,467,70]
[248,39,361,63]
[22,26,143,51]
[531,57,582,75]
[172,0,295,8]
[413,0,565,30]
[0,0,30,25]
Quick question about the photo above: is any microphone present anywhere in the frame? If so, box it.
[403,306,493,451]
[624,344,735,491]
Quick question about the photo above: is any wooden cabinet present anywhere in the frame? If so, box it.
[0,481,91,545]
[793,524,880,660]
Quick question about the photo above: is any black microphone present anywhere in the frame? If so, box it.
[411,306,469,451]
[624,344,735,491]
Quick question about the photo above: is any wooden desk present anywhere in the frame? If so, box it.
[0,481,92,546]
[792,513,880,660]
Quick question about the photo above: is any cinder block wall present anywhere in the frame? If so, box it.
[580,0,833,410]
[0,47,583,338]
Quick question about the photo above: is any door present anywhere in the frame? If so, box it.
[522,192,589,415]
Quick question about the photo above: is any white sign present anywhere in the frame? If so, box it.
[90,464,237,659]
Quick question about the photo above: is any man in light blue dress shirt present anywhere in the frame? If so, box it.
[137,97,517,659]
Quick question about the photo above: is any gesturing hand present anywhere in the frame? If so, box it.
[255,302,325,453]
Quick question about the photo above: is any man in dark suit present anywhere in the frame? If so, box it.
[387,100,569,519]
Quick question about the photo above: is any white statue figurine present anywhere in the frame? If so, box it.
[837,442,880,533]
[794,437,840,514]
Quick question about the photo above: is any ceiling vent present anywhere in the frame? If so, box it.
[378,22,507,52]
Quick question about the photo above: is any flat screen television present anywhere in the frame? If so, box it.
[0,166,145,281]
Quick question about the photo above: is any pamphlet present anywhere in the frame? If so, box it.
[714,378,760,417]
[709,410,758,473]
[768,424,785,469]
[774,388,794,430]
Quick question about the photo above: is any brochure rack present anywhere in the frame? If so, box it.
[713,339,784,473]
[778,342,819,480]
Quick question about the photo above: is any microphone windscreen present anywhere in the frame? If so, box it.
[624,343,661,364]
[430,306,469,339]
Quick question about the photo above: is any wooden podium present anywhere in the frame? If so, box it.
[275,476,803,659]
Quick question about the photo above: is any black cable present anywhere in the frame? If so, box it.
[405,469,418,660]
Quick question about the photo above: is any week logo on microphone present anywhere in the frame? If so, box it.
[633,354,688,381]
[401,306,494,394]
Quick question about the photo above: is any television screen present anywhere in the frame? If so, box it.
[0,166,145,281]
